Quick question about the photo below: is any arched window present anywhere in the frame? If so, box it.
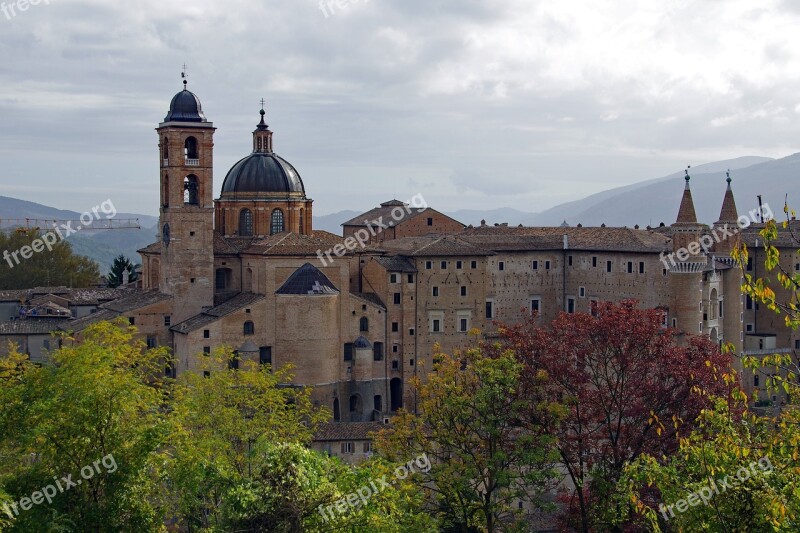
[333,399,340,421]
[243,321,255,336]
[162,173,169,208]
[184,175,198,205]
[162,137,169,163]
[270,209,284,235]
[184,136,198,160]
[239,209,254,237]
[349,394,362,413]
[299,208,305,234]
[390,378,403,411]
[359,317,369,332]
[710,288,719,320]
[374,395,382,412]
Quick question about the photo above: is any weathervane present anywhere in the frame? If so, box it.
[685,165,691,182]
[726,169,731,184]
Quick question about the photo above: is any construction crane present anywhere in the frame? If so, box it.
[1,218,142,233]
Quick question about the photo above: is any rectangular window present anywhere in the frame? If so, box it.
[432,319,441,332]
[485,300,494,319]
[164,316,171,326]
[795,340,800,349]
[589,299,599,317]
[392,322,399,332]
[259,346,272,365]
[746,258,753,272]
[432,286,439,297]
[146,336,157,349]
[567,298,575,314]
[392,360,399,369]
[392,344,399,353]
[460,286,467,296]
[425,261,432,269]
[532,260,538,270]
[373,342,384,361]
[129,317,135,326]
[409,328,415,336]
[441,261,447,269]
[746,295,753,310]
[456,260,463,269]
[471,260,477,269]
[606,261,612,273]
[719,301,724,318]
[627,262,633,274]
[203,346,211,355]
[499,261,505,271]
[459,318,468,332]
[592,256,597,267]
[531,298,541,315]
[407,274,414,283]
[410,359,415,366]
[394,293,401,305]
[390,273,398,283]
[746,323,754,332]
[568,255,573,266]
[344,343,354,361]
[754,374,760,387]
[341,442,354,454]
[363,441,372,453]
[639,261,645,274]
[427,217,433,226]
[545,260,551,270]
[579,287,586,298]
[203,329,210,339]
[203,371,211,378]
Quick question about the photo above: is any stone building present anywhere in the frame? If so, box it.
[4,81,797,439]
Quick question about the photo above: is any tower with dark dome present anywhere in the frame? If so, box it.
[156,77,216,322]
[214,106,313,237]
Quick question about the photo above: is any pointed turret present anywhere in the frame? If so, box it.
[715,171,739,224]
[675,169,698,224]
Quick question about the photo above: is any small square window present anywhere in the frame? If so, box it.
[460,286,467,296]
[425,261,432,269]
[203,371,211,378]
[410,359,415,366]
[203,329,210,339]
[392,344,399,353]
[441,261,447,269]
[164,316,171,326]
[456,260,463,269]
[392,322,399,332]
[432,287,439,297]
[471,260,477,269]
[407,274,414,283]
[203,346,210,355]
[390,273,398,283]
[129,317,135,325]
[409,328,415,336]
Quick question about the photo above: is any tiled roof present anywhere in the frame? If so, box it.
[62,309,119,332]
[276,264,339,295]
[103,291,171,313]
[171,292,265,334]
[373,256,418,273]
[351,292,386,309]
[0,287,128,305]
[372,235,494,257]
[138,241,161,254]
[215,233,255,255]
[342,200,428,227]
[459,226,671,253]
[313,422,386,441]
[243,231,345,257]
[0,318,71,335]
[740,223,800,247]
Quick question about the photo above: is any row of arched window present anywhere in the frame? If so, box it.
[237,208,294,236]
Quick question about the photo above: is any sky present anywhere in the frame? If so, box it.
[1,0,800,217]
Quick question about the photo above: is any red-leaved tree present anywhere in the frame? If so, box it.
[492,300,734,532]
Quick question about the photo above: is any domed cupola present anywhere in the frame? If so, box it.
[214,103,313,238]
[219,108,306,198]
[164,79,208,123]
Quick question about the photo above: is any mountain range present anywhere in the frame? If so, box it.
[2,152,798,272]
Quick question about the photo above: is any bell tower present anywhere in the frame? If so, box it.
[156,74,216,322]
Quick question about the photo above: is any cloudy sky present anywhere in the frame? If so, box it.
[1,0,799,217]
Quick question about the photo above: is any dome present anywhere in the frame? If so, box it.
[220,152,306,196]
[164,89,207,123]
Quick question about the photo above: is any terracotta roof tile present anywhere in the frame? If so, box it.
[313,422,387,441]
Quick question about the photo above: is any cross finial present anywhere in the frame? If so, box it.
[181,64,188,89]
[260,98,266,110]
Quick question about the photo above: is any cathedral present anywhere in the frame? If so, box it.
[3,81,798,458]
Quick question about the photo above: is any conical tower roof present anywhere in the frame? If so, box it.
[675,170,698,225]
[716,172,739,224]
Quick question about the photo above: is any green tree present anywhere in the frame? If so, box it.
[0,229,100,289]
[0,320,171,532]
[376,343,560,532]
[106,254,138,288]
